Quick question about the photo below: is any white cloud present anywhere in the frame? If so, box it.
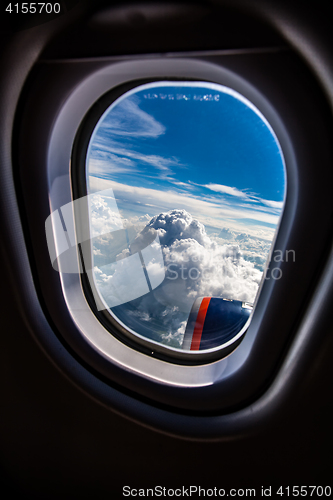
[218,227,235,240]
[212,227,272,271]
[172,180,197,190]
[89,193,123,238]
[202,183,284,216]
[88,158,137,177]
[100,96,165,138]
[88,96,184,179]
[204,183,249,198]
[93,254,150,308]
[258,198,284,209]
[89,176,280,236]
[90,139,182,175]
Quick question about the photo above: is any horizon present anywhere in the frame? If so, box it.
[87,81,286,241]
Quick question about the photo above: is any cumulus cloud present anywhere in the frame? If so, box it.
[149,210,262,307]
[93,254,150,307]
[91,207,263,348]
[218,227,235,240]
[89,193,123,238]
[212,227,272,271]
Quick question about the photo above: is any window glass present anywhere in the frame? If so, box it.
[85,81,286,353]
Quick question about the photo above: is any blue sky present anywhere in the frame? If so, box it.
[87,82,285,239]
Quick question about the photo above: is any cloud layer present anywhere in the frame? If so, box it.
[92,204,263,348]
[89,176,280,240]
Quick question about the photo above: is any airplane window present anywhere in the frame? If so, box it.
[47,80,286,359]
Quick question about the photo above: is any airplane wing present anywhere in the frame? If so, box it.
[183,297,252,351]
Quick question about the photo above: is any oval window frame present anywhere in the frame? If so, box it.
[70,78,286,364]
[41,55,298,404]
